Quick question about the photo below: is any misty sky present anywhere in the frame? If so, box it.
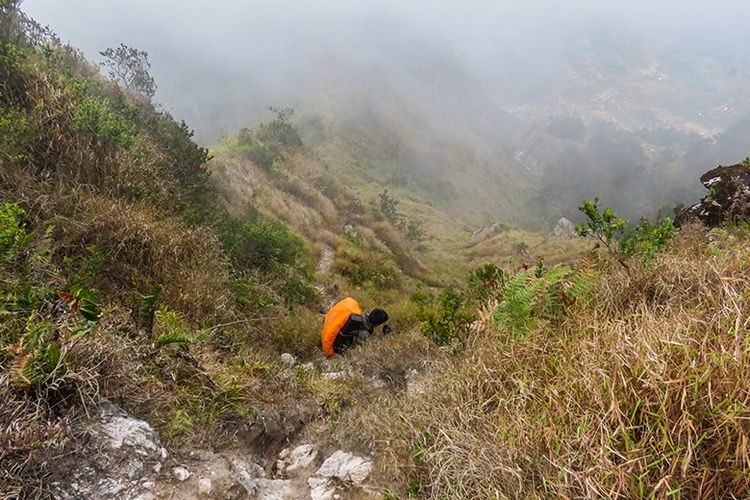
[21,0,750,142]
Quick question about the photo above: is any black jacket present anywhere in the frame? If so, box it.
[332,312,373,354]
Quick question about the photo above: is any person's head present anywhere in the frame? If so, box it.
[368,308,389,327]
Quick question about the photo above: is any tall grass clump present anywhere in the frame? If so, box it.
[382,223,750,498]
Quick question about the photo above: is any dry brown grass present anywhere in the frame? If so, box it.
[63,196,232,322]
[362,223,750,498]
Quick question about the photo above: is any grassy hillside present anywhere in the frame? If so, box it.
[326,220,750,498]
[0,7,426,496]
[10,3,749,499]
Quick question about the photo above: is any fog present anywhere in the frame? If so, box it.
[21,0,750,223]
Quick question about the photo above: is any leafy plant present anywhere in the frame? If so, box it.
[231,279,276,310]
[467,262,506,305]
[378,189,399,221]
[397,218,426,243]
[164,409,194,440]
[56,286,102,322]
[136,284,163,332]
[220,216,309,273]
[153,305,190,348]
[257,106,302,150]
[493,265,586,338]
[620,217,677,263]
[576,198,676,268]
[0,202,32,258]
[420,287,476,345]
[72,96,136,150]
[333,246,401,289]
[575,198,628,268]
[9,318,67,391]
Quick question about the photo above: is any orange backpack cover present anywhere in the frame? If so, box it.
[321,297,362,357]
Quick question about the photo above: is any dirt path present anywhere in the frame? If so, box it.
[315,242,337,310]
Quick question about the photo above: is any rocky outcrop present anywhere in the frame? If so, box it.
[307,450,374,500]
[54,399,168,500]
[677,162,750,227]
[471,222,509,241]
[276,444,318,477]
[550,217,576,238]
[55,400,376,499]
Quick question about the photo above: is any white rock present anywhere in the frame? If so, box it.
[58,400,165,499]
[302,362,315,371]
[281,353,296,367]
[315,450,372,486]
[198,477,213,496]
[141,481,155,490]
[152,462,162,474]
[276,444,318,477]
[551,217,576,238]
[172,466,191,482]
[308,476,336,500]
[322,371,346,380]
[256,479,293,500]
[126,459,145,480]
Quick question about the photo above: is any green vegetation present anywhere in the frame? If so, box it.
[466,262,505,305]
[233,106,303,171]
[7,4,749,499]
[419,287,476,346]
[576,197,677,267]
[0,202,31,258]
[0,10,327,497]
[333,245,401,289]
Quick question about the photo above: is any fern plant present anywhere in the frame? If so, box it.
[153,305,190,348]
[9,318,67,391]
[0,202,32,259]
[493,265,587,338]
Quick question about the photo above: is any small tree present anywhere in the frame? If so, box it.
[99,43,156,99]
[378,189,399,221]
[575,198,629,269]
[576,198,677,269]
[257,106,302,149]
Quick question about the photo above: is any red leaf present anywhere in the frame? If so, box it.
[57,290,80,311]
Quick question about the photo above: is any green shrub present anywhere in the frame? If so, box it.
[333,246,401,289]
[0,105,30,162]
[0,202,32,258]
[620,217,677,263]
[231,279,277,310]
[256,106,302,150]
[467,262,506,305]
[378,189,399,221]
[0,38,29,106]
[220,216,309,273]
[575,198,627,258]
[277,272,319,306]
[420,287,476,346]
[576,198,676,268]
[236,138,277,169]
[72,96,136,149]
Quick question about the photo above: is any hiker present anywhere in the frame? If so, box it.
[321,297,390,357]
